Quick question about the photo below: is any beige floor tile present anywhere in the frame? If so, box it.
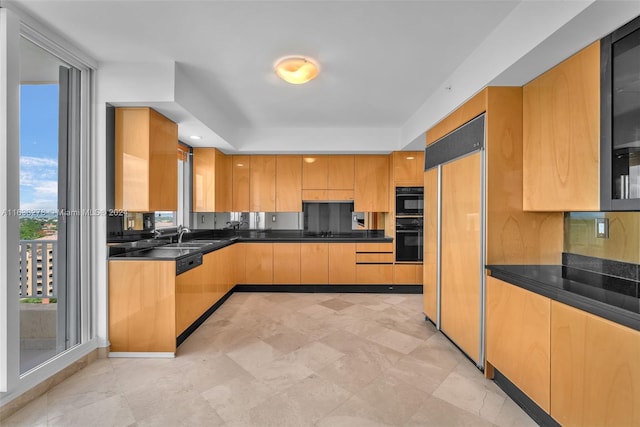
[248,355,315,392]
[354,373,430,425]
[201,372,274,423]
[366,326,425,354]
[318,394,396,427]
[406,395,496,427]
[1,394,49,427]
[386,354,455,395]
[282,340,346,372]
[5,293,536,427]
[493,395,539,427]
[48,394,135,427]
[297,303,337,318]
[135,394,225,426]
[319,297,355,311]
[226,339,283,372]
[432,362,507,423]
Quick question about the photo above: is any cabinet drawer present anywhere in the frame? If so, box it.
[356,242,393,253]
[356,253,394,263]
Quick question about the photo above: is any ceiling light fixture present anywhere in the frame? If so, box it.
[274,56,319,85]
[189,135,202,140]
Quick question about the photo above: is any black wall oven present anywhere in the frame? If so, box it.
[396,187,424,216]
[396,217,423,262]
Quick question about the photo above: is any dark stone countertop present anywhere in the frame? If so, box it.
[487,265,640,331]
[109,229,393,261]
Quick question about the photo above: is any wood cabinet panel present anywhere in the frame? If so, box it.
[426,91,487,144]
[394,264,422,284]
[192,148,231,212]
[355,253,394,263]
[550,301,640,427]
[356,264,393,284]
[276,155,302,212]
[232,243,246,286]
[232,156,251,212]
[302,189,328,201]
[327,190,354,200]
[328,243,356,284]
[356,242,393,253]
[176,260,209,335]
[250,156,276,212]
[423,168,438,320]
[393,151,425,186]
[244,243,273,284]
[328,155,355,189]
[486,276,551,412]
[115,107,177,212]
[300,243,328,284]
[108,260,176,353]
[302,156,328,189]
[273,243,301,284]
[354,155,390,212]
[523,42,600,211]
[485,87,563,264]
[440,151,482,363]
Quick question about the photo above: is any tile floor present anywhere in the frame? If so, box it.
[3,292,538,426]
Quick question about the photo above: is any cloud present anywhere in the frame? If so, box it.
[20,156,58,210]
[34,180,58,195]
[20,156,57,168]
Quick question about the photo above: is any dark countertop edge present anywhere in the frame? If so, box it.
[487,266,640,332]
[109,236,393,261]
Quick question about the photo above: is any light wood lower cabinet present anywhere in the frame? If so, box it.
[486,276,551,412]
[356,264,393,284]
[355,242,394,284]
[244,243,273,284]
[328,243,356,284]
[550,301,640,427]
[394,264,423,285]
[273,243,301,284]
[301,243,329,284]
[109,260,177,353]
[109,245,238,353]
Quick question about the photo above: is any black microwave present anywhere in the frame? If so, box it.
[396,187,424,216]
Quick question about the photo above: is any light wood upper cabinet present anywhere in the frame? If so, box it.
[486,276,551,412]
[302,156,329,189]
[523,41,600,211]
[302,155,354,201]
[115,107,177,212]
[354,155,389,212]
[328,155,354,190]
[250,156,276,212]
[550,301,640,427]
[276,156,302,212]
[232,155,251,212]
[192,148,231,212]
[393,151,424,186]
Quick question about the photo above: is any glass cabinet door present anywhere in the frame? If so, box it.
[601,15,640,210]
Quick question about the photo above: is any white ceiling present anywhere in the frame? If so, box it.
[7,1,640,152]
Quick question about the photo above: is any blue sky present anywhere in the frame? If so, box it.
[20,84,59,212]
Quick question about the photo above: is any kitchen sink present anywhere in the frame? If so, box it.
[161,242,214,248]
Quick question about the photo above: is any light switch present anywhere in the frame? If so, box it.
[595,218,609,239]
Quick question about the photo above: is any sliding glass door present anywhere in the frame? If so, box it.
[18,37,81,374]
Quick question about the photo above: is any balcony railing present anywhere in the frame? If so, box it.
[19,240,57,299]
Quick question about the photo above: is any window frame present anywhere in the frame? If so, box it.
[0,6,97,403]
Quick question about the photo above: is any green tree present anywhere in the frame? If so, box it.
[20,218,44,240]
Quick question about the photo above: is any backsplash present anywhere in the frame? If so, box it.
[564,212,640,264]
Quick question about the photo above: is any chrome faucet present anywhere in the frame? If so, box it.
[177,225,191,243]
